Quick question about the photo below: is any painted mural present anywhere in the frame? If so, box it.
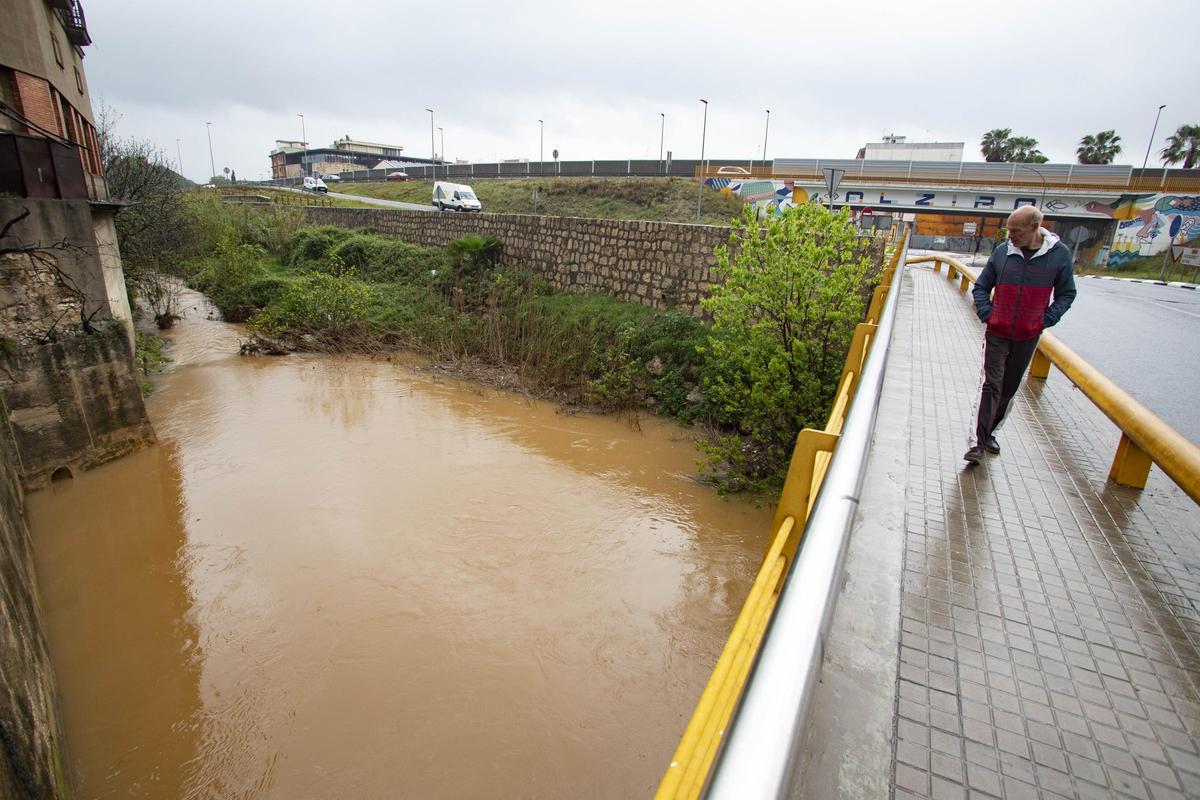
[706,177,1200,268]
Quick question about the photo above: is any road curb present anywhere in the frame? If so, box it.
[1079,275,1198,290]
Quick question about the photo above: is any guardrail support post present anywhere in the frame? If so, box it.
[866,285,889,324]
[1110,433,1153,489]
[932,259,943,273]
[1029,348,1051,379]
[838,323,877,397]
[771,429,840,564]
[959,274,970,293]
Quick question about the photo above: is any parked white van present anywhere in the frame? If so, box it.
[432,181,481,212]
[303,176,328,193]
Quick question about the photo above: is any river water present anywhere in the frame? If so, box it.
[26,291,773,798]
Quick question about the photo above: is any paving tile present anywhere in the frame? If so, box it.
[884,266,1200,799]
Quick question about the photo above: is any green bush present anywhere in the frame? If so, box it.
[440,234,503,308]
[281,226,356,269]
[254,257,372,337]
[699,202,879,493]
[331,234,440,283]
[193,238,276,321]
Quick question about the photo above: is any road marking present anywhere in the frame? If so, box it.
[1150,300,1200,319]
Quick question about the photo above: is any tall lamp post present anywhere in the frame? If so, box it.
[438,126,444,164]
[425,108,435,181]
[205,122,216,183]
[538,119,544,176]
[175,138,183,177]
[1141,103,1167,172]
[761,109,770,176]
[1014,162,1047,207]
[298,113,306,177]
[659,112,665,175]
[696,99,708,223]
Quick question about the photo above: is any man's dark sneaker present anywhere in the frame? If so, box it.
[963,446,984,464]
[984,436,1000,455]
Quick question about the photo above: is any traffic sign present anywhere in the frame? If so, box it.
[822,167,845,202]
[861,207,874,216]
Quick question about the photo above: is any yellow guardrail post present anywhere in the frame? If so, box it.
[1029,349,1051,379]
[771,429,840,563]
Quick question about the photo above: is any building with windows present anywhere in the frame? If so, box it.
[270,135,440,179]
[855,135,964,162]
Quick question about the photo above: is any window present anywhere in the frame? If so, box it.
[51,35,64,67]
[73,66,82,94]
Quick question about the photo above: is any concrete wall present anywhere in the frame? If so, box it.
[1,198,134,348]
[0,430,70,799]
[1,323,154,490]
[303,207,734,312]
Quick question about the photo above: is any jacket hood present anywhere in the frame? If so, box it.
[1007,227,1060,258]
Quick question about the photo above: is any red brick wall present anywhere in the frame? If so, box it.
[11,71,60,137]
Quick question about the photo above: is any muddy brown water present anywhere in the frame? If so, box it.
[26,290,773,799]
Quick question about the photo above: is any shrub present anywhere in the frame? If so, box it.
[255,257,372,338]
[193,238,275,321]
[331,234,440,283]
[440,234,503,308]
[698,202,879,493]
[281,226,355,269]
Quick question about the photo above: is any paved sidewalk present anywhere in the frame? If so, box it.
[801,264,1200,800]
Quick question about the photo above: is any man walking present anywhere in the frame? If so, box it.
[964,206,1076,464]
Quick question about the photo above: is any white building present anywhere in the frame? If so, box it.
[857,135,963,162]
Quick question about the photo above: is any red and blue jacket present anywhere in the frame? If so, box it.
[972,229,1076,341]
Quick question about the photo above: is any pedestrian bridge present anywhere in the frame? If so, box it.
[657,233,1200,799]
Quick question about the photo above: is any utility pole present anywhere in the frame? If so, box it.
[762,109,770,176]
[298,113,306,176]
[659,113,665,175]
[425,108,435,181]
[1142,103,1167,172]
[696,99,708,223]
[175,138,183,177]
[438,127,444,164]
[205,122,216,183]
[538,119,544,176]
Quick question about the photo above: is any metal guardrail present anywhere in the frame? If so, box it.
[655,229,910,799]
[906,253,1200,504]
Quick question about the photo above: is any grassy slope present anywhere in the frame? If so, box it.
[335,177,746,225]
[1076,252,1200,282]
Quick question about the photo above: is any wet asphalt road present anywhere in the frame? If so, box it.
[1051,278,1200,445]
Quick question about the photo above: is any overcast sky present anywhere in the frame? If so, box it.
[82,0,1197,183]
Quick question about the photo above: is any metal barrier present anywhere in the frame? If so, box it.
[906,253,1200,504]
[655,230,910,799]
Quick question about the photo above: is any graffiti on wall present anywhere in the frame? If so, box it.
[706,178,1200,267]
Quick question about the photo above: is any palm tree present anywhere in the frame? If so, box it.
[981,128,1012,162]
[1077,130,1122,165]
[1008,136,1048,163]
[1160,124,1200,169]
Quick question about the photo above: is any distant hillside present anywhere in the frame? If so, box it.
[335,177,746,225]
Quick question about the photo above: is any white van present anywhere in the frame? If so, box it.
[303,176,328,193]
[432,181,481,212]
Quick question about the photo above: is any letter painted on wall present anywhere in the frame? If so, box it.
[846,191,864,204]
[1014,198,1037,208]
[974,196,995,209]
[916,193,934,206]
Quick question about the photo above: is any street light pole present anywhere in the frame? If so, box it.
[696,99,708,223]
[762,109,770,176]
[1142,103,1167,171]
[1014,162,1047,207]
[175,138,183,177]
[438,127,444,164]
[298,113,306,177]
[205,122,216,183]
[659,113,665,175]
[538,119,544,176]
[425,108,435,181]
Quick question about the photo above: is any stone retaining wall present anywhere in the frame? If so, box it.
[303,207,734,313]
[1,324,155,490]
[0,432,69,798]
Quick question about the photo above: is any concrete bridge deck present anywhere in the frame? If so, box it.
[798,264,1200,799]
